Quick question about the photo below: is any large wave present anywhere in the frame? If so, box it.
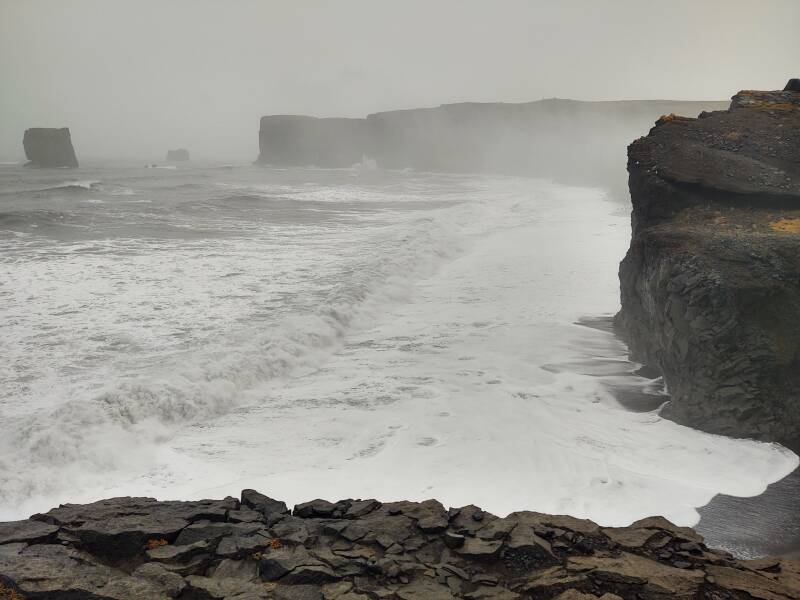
[0,196,469,514]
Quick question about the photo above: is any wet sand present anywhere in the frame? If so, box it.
[696,467,800,559]
[580,316,800,559]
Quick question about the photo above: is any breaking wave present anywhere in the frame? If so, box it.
[0,198,467,512]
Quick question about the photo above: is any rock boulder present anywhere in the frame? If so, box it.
[22,127,79,167]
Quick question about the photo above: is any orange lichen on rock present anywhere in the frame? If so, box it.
[145,538,169,550]
[756,102,797,110]
[655,113,695,127]
[269,538,283,549]
[770,218,800,234]
[0,582,25,600]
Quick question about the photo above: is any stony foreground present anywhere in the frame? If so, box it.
[1,492,799,599]
[617,82,800,450]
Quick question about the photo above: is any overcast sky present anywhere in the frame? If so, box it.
[1,0,798,160]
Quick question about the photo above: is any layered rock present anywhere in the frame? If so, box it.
[1,491,798,599]
[167,148,191,161]
[257,100,727,197]
[616,83,800,450]
[22,127,79,168]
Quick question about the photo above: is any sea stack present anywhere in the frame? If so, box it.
[166,148,190,161]
[22,127,79,168]
[616,80,800,450]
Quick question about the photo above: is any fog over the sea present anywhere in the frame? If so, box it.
[1,0,798,160]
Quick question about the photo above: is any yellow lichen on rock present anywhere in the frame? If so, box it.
[770,218,800,234]
[0,582,25,600]
[145,538,169,550]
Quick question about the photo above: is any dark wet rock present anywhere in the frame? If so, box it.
[30,496,235,561]
[785,78,800,92]
[132,562,187,597]
[211,557,259,580]
[443,532,466,548]
[344,499,381,519]
[602,526,661,549]
[259,545,336,583]
[228,508,264,523]
[272,516,323,545]
[216,532,273,559]
[174,520,263,546]
[294,499,340,518]
[0,519,58,545]
[241,489,290,523]
[2,491,798,599]
[147,539,210,562]
[616,82,800,451]
[23,127,79,167]
[501,523,557,572]
[184,574,268,599]
[449,505,498,536]
[275,585,324,600]
[455,537,503,559]
[0,543,170,599]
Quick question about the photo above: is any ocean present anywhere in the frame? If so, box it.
[0,161,796,540]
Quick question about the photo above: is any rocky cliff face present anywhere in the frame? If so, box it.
[2,491,799,599]
[616,84,800,451]
[258,116,369,168]
[167,148,190,161]
[22,127,79,168]
[257,100,727,197]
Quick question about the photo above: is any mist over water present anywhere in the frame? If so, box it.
[1,162,795,523]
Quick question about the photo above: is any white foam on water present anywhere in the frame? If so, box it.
[0,173,796,523]
[60,180,101,189]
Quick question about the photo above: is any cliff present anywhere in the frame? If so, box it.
[2,491,799,599]
[22,128,79,168]
[257,100,727,197]
[258,116,369,168]
[616,83,800,451]
[167,149,191,161]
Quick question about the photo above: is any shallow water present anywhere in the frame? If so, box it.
[0,161,796,529]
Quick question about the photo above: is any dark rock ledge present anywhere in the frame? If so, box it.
[616,81,800,451]
[1,491,799,599]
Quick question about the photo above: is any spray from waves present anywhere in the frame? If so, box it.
[59,180,102,189]
[0,201,472,510]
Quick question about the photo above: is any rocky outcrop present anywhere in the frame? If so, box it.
[616,82,800,451]
[258,116,369,168]
[22,128,79,168]
[1,491,799,599]
[257,100,727,197]
[167,149,190,161]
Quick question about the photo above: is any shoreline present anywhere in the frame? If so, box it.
[696,467,800,559]
[588,315,800,559]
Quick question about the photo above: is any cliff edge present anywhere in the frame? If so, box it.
[22,128,79,168]
[257,99,728,198]
[616,82,800,451]
[2,491,799,599]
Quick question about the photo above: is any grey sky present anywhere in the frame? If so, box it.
[1,0,798,160]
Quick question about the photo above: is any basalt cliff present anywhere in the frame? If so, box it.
[257,100,727,198]
[2,491,800,600]
[22,128,79,168]
[616,82,800,451]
